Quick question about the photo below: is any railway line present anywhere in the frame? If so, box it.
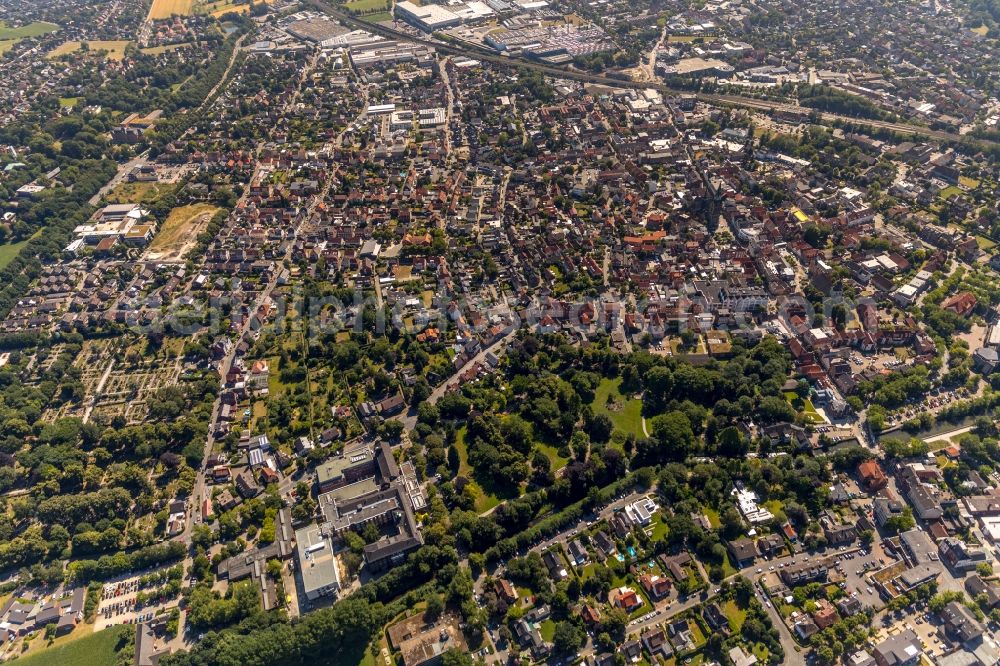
[307,0,996,148]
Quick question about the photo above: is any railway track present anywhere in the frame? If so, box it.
[307,0,995,148]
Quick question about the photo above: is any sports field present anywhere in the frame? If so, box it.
[148,0,194,20]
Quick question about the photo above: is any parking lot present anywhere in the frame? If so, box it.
[829,545,886,609]
[94,575,175,631]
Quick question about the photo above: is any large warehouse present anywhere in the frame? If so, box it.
[395,1,462,30]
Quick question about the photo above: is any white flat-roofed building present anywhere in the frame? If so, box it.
[395,1,462,30]
[367,103,396,116]
[295,523,340,601]
[417,108,446,127]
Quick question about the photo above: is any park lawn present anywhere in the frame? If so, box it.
[722,600,747,631]
[939,185,963,200]
[453,426,472,476]
[0,238,30,270]
[14,625,130,666]
[149,203,220,252]
[592,377,644,438]
[976,235,996,251]
[536,442,569,471]
[453,426,503,512]
[48,40,131,60]
[107,181,176,204]
[0,21,59,40]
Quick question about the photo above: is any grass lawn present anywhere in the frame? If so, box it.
[538,619,556,641]
[0,21,59,40]
[58,96,82,107]
[453,426,505,513]
[703,507,720,528]
[649,514,668,541]
[141,43,193,55]
[722,600,747,631]
[939,185,963,200]
[14,625,130,666]
[358,11,393,22]
[199,0,276,16]
[977,235,996,251]
[971,25,989,36]
[48,40,131,60]
[0,238,30,270]
[592,377,644,438]
[688,619,706,648]
[719,552,738,578]
[784,392,822,423]
[346,0,389,11]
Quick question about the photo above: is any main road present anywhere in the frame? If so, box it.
[305,0,997,149]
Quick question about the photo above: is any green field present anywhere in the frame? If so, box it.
[784,391,822,423]
[939,185,962,200]
[106,181,177,205]
[0,21,59,41]
[345,0,390,11]
[592,377,644,437]
[0,238,30,270]
[14,625,130,666]
[722,600,747,630]
[536,442,569,471]
[358,11,392,22]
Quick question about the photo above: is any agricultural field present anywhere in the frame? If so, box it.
[146,203,220,262]
[148,0,195,20]
[48,40,131,61]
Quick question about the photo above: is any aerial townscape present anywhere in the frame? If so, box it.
[1,0,1000,665]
